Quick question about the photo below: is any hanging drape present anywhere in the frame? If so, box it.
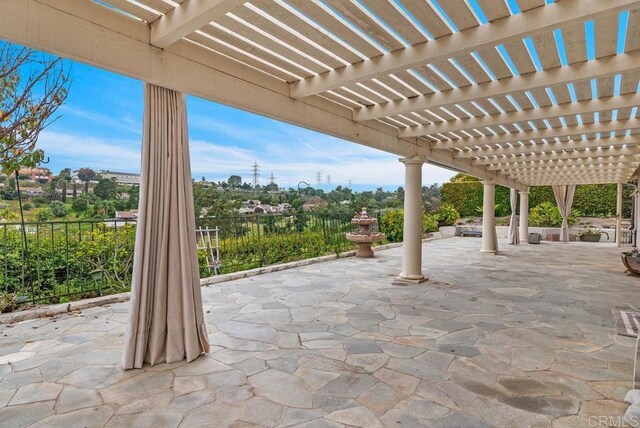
[123,84,210,370]
[552,184,576,243]
[507,188,519,245]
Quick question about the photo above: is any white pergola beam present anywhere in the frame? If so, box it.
[150,0,244,48]
[0,0,527,190]
[505,167,635,177]
[291,0,640,99]
[525,177,629,185]
[435,119,639,151]
[475,147,640,166]
[457,136,639,157]
[491,158,640,171]
[401,94,640,138]
[356,53,640,122]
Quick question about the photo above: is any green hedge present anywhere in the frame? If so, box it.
[442,182,633,217]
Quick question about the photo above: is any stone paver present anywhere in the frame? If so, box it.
[0,238,638,427]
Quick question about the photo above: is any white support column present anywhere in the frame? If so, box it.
[616,182,623,247]
[519,188,530,243]
[395,157,428,285]
[482,181,498,254]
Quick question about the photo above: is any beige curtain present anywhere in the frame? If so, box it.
[507,188,519,245]
[552,184,576,243]
[123,84,210,370]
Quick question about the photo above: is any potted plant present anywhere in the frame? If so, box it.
[578,226,609,242]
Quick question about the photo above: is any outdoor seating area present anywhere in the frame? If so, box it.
[0,238,637,427]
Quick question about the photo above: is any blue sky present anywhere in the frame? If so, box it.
[37,60,455,190]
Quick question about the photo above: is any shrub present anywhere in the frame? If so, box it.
[529,202,579,227]
[431,203,459,227]
[36,208,53,221]
[0,292,16,313]
[380,209,439,242]
[72,197,88,212]
[22,202,33,211]
[380,209,404,242]
[49,201,68,217]
[423,214,439,233]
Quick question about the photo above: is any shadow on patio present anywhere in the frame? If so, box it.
[0,237,637,427]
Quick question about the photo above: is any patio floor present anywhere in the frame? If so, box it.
[0,237,639,427]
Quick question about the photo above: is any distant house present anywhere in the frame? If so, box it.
[302,196,327,211]
[99,170,141,185]
[20,187,44,197]
[115,210,138,220]
[18,167,53,182]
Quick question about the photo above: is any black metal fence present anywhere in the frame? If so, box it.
[0,212,373,305]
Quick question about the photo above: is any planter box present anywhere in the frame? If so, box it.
[580,234,602,242]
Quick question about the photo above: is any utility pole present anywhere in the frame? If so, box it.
[316,171,322,187]
[251,161,260,189]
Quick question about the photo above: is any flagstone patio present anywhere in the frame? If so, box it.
[0,237,638,427]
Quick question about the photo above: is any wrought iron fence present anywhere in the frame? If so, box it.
[0,212,375,305]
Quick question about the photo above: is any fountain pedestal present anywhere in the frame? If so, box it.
[346,208,385,258]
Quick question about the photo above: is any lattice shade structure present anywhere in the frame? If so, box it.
[3,0,640,187]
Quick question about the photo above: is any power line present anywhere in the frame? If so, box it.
[251,161,260,189]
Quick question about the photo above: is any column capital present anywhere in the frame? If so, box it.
[481,180,496,186]
[518,186,530,194]
[399,156,425,165]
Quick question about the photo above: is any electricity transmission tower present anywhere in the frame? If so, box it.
[316,171,322,186]
[269,173,276,186]
[348,179,352,188]
[251,161,260,189]
[326,174,331,186]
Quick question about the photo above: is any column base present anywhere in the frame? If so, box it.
[480,249,498,254]
[393,274,429,286]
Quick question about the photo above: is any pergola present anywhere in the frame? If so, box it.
[2,0,640,370]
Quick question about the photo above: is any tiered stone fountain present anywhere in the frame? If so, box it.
[346,208,385,258]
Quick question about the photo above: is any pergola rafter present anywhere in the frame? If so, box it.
[400,94,640,138]
[456,135,640,158]
[432,120,640,151]
[473,147,640,166]
[355,53,640,122]
[290,0,640,99]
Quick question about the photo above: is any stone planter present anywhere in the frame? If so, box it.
[580,234,602,242]
[621,251,640,275]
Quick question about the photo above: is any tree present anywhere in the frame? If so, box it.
[77,167,96,192]
[93,177,117,200]
[72,182,77,199]
[0,42,69,173]
[0,41,69,254]
[49,200,68,217]
[228,175,242,188]
[61,179,67,203]
[450,173,479,182]
[44,179,59,202]
[72,196,88,212]
[58,167,72,180]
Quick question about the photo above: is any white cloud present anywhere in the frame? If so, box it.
[37,129,455,186]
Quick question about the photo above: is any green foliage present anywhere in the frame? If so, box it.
[93,178,117,200]
[380,209,439,242]
[72,197,88,212]
[49,201,68,217]
[442,182,632,218]
[449,173,479,182]
[35,208,53,221]
[422,214,439,233]
[431,203,459,227]
[529,202,579,227]
[380,209,404,242]
[0,292,16,313]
